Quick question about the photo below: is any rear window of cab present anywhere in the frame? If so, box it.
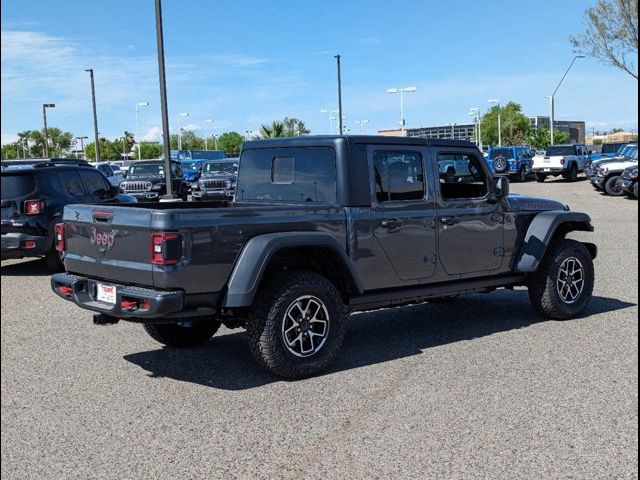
[236,147,337,203]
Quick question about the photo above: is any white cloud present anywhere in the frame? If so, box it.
[142,127,162,141]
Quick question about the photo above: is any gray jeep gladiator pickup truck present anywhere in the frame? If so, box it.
[52,136,597,378]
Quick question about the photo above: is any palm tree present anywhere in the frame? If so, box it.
[259,121,288,139]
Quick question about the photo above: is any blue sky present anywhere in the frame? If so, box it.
[1,0,638,145]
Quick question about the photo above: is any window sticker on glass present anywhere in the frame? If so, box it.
[271,156,294,183]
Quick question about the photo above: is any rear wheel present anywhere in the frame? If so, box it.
[517,167,527,183]
[247,271,345,378]
[634,183,638,199]
[604,175,624,196]
[528,239,594,320]
[143,318,220,348]
[535,173,547,183]
[563,164,578,182]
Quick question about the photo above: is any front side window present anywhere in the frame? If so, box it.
[237,147,336,202]
[437,153,488,200]
[58,170,86,197]
[80,170,111,196]
[373,151,424,202]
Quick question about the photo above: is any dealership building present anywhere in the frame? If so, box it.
[378,116,586,144]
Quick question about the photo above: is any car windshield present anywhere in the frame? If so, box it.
[546,146,575,156]
[203,162,237,174]
[629,149,638,160]
[602,143,622,154]
[1,173,36,199]
[489,148,514,160]
[181,161,200,171]
[128,164,165,177]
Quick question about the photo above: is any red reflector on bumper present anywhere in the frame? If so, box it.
[59,285,73,296]
[23,240,37,249]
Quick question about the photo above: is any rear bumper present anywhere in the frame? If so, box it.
[593,175,606,187]
[532,167,565,175]
[51,272,186,319]
[1,232,50,259]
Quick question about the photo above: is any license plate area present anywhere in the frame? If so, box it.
[96,282,116,304]
[544,168,551,172]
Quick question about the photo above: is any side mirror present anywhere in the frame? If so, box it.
[495,176,510,198]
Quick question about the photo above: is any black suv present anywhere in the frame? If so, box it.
[119,160,188,201]
[1,159,136,271]
[192,158,239,201]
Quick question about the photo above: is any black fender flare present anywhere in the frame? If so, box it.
[222,232,364,308]
[514,211,595,272]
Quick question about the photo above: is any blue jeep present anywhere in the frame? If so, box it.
[486,146,534,182]
[179,160,204,191]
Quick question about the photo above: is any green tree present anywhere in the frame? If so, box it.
[527,128,571,150]
[169,131,205,150]
[28,127,74,157]
[216,131,245,156]
[480,102,531,146]
[283,117,310,136]
[259,121,288,138]
[1,143,19,159]
[85,138,122,162]
[570,0,638,80]
[138,143,163,159]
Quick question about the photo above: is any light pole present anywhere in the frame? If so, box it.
[176,112,189,150]
[386,86,416,134]
[320,109,338,134]
[135,101,149,160]
[468,108,481,149]
[75,136,88,159]
[42,103,55,158]
[548,55,585,145]
[85,68,101,162]
[335,54,344,135]
[488,99,501,146]
[203,119,214,150]
[355,119,369,134]
[331,115,347,133]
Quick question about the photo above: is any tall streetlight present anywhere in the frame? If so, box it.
[135,101,149,160]
[75,136,88,159]
[548,55,585,145]
[355,119,369,134]
[386,86,416,134]
[335,55,344,135]
[42,103,55,158]
[320,109,338,134]
[468,108,481,149]
[176,112,189,150]
[203,119,214,150]
[85,68,100,162]
[488,99,502,146]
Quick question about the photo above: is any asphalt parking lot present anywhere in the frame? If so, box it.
[1,177,638,480]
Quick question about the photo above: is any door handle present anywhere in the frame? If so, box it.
[440,216,460,226]
[381,219,402,229]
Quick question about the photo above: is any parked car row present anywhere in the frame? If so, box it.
[585,144,638,198]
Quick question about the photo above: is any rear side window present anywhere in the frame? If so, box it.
[237,147,337,203]
[373,151,424,202]
[58,170,86,197]
[80,170,110,196]
[1,173,36,199]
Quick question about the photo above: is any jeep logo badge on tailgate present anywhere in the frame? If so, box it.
[90,227,115,251]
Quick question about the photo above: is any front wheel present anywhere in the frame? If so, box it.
[535,173,547,183]
[143,318,220,348]
[528,239,594,320]
[604,176,624,196]
[247,271,345,378]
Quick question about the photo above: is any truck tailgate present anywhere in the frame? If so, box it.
[63,205,154,286]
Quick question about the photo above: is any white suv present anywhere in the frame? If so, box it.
[532,144,589,182]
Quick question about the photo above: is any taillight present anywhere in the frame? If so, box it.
[24,200,44,215]
[55,223,65,252]
[150,233,182,265]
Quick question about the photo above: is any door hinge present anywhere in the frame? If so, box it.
[494,246,507,257]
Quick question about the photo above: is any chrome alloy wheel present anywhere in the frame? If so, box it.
[281,295,330,357]
[557,257,585,304]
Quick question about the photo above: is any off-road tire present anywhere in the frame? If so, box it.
[528,239,594,320]
[44,249,64,273]
[247,270,345,378]
[535,173,547,183]
[604,175,624,196]
[143,319,220,348]
[633,182,638,199]
[563,164,578,182]
[517,167,527,183]
[493,156,509,174]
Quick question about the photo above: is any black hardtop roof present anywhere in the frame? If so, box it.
[242,135,478,149]
[203,158,238,163]
[1,158,94,173]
